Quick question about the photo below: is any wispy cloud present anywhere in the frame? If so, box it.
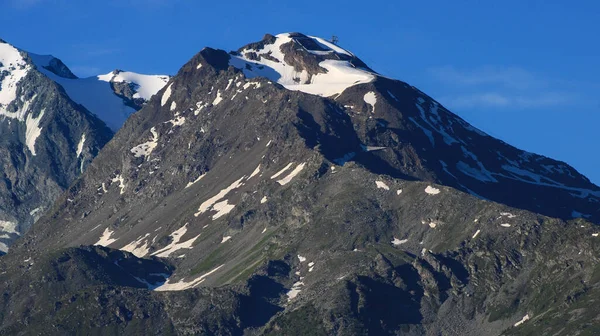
[429,66,546,90]
[428,66,584,110]
[438,92,577,109]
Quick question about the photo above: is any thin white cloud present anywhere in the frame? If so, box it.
[428,66,545,90]
[439,92,577,109]
[429,66,583,110]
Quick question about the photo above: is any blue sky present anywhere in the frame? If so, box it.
[2,0,599,184]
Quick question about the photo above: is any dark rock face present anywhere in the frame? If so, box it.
[1,33,599,335]
[110,79,146,110]
[39,56,78,79]
[0,55,113,253]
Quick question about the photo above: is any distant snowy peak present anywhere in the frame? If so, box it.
[229,32,376,97]
[0,38,169,132]
[98,70,169,100]
[30,58,168,131]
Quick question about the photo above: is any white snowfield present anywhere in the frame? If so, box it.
[229,33,375,97]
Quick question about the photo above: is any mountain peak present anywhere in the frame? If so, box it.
[228,32,376,97]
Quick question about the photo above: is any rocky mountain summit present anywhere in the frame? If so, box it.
[1,33,599,335]
[0,39,168,253]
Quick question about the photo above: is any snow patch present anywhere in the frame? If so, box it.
[111,174,126,195]
[221,236,232,243]
[375,181,390,190]
[297,255,307,262]
[248,164,261,179]
[271,162,294,179]
[363,92,377,113]
[194,101,208,116]
[392,237,408,245]
[161,83,173,106]
[152,224,200,258]
[0,220,18,235]
[472,230,481,239]
[425,186,441,195]
[212,90,223,106]
[94,227,118,247]
[276,163,306,185]
[165,116,185,127]
[514,314,530,327]
[76,133,86,158]
[131,127,159,159]
[500,223,511,228]
[287,281,304,301]
[500,212,517,219]
[212,199,235,219]
[185,173,206,189]
[121,233,151,257]
[24,104,45,156]
[194,176,245,217]
[260,196,268,204]
[154,264,224,291]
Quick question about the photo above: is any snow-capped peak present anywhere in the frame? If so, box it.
[229,33,376,97]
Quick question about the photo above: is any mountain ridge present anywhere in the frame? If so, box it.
[1,32,599,335]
